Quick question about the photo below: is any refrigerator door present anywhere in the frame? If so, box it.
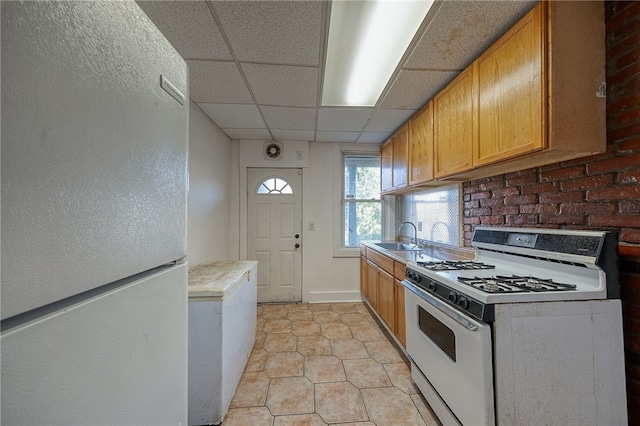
[1,263,188,425]
[1,1,188,320]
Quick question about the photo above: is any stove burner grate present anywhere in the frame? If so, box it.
[458,275,577,293]
[417,260,495,271]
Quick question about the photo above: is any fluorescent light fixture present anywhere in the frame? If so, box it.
[322,0,435,107]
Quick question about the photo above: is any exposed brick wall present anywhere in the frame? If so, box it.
[462,1,640,422]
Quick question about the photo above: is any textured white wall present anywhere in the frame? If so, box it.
[303,142,360,302]
[187,102,234,266]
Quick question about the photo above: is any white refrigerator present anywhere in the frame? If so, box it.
[1,1,189,424]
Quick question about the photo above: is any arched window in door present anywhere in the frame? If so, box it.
[256,177,293,195]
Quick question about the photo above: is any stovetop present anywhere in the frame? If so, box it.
[407,251,605,304]
[402,227,619,320]
[457,275,577,293]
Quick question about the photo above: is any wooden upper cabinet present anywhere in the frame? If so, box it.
[476,5,545,167]
[380,1,604,186]
[391,124,409,189]
[408,101,434,186]
[434,65,476,178]
[380,139,393,193]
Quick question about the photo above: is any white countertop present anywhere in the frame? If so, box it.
[188,260,257,300]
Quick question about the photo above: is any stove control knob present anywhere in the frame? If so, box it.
[447,291,458,304]
[457,296,469,309]
[407,271,421,283]
[427,281,436,291]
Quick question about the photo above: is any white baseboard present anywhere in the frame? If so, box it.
[306,291,363,303]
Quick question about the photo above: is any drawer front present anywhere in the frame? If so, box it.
[367,250,394,275]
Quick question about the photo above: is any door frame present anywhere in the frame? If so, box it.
[239,166,308,302]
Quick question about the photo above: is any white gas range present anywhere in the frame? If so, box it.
[402,226,627,426]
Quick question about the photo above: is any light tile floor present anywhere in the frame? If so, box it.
[222,302,441,426]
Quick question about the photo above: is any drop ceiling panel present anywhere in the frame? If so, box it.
[357,132,393,144]
[365,109,417,133]
[316,131,360,143]
[211,1,322,66]
[188,60,253,104]
[222,128,272,140]
[136,1,231,60]
[380,69,460,110]
[317,108,373,132]
[243,64,318,108]
[198,103,265,129]
[406,0,538,70]
[261,106,316,131]
[272,129,315,141]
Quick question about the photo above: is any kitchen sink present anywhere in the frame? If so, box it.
[373,242,420,251]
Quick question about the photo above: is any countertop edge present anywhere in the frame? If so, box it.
[361,241,474,263]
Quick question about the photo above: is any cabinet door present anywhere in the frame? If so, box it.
[409,102,434,186]
[434,65,476,178]
[380,140,393,193]
[395,279,406,347]
[391,124,409,189]
[366,260,378,309]
[377,269,395,331]
[476,5,545,166]
[360,256,367,299]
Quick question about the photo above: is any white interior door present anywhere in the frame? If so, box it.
[247,168,302,303]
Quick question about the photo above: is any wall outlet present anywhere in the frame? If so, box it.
[418,222,423,231]
[308,221,315,231]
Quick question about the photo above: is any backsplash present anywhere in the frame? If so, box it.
[395,183,461,247]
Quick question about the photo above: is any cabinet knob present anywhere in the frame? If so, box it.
[295,243,300,249]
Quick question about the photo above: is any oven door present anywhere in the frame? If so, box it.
[403,280,495,426]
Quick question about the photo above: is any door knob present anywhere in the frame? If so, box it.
[295,243,300,248]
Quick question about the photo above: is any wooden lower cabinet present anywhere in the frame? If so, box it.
[377,269,395,332]
[394,279,406,347]
[365,259,378,310]
[360,256,367,298]
[360,247,407,348]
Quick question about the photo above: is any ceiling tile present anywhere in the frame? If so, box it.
[357,132,393,144]
[197,103,265,129]
[380,70,459,110]
[261,106,316,131]
[317,108,373,132]
[271,129,315,141]
[365,109,417,133]
[406,0,538,70]
[136,1,231,60]
[211,1,322,66]
[243,64,318,107]
[222,128,272,140]
[187,60,253,104]
[316,131,360,143]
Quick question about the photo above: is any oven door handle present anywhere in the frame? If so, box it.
[401,280,479,332]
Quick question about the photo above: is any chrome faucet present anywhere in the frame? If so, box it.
[397,221,418,246]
